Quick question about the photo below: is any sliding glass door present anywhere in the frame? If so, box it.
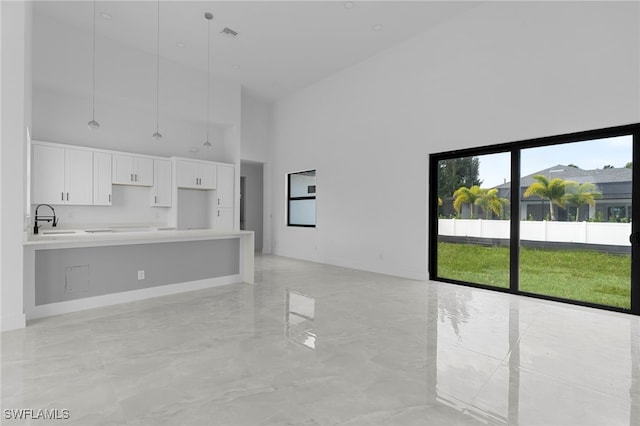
[519,136,632,308]
[429,124,639,314]
[435,152,511,289]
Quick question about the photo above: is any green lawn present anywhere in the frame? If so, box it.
[437,242,631,309]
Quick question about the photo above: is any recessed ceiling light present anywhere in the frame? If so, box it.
[99,12,112,20]
[372,23,383,32]
[232,64,240,70]
[344,1,355,9]
[176,42,186,48]
[188,146,200,153]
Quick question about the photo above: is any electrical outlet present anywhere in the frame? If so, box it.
[137,270,145,280]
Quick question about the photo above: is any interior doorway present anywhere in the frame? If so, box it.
[240,161,264,252]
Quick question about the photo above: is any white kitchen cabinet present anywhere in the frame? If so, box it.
[176,160,216,190]
[214,207,234,231]
[32,144,93,205]
[216,164,234,208]
[112,154,153,186]
[93,152,112,205]
[151,159,172,207]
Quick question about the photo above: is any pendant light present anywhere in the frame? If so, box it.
[203,12,213,148]
[87,0,100,130]
[152,0,162,140]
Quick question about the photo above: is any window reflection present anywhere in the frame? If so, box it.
[285,289,316,350]
[427,283,639,425]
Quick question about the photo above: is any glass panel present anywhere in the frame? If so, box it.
[289,199,316,226]
[290,170,316,197]
[437,152,511,288]
[519,135,632,308]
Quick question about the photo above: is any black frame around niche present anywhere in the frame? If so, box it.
[428,123,640,315]
[287,169,317,228]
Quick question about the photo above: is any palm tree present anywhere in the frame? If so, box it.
[475,188,509,219]
[453,185,483,219]
[564,182,601,221]
[523,175,575,221]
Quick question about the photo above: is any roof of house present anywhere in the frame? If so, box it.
[494,164,631,189]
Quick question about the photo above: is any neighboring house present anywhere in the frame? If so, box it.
[494,165,631,221]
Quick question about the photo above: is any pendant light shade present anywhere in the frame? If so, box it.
[88,0,100,130]
[203,12,213,148]
[153,0,163,140]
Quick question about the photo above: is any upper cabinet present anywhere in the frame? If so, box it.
[32,143,93,205]
[176,160,216,190]
[93,152,112,206]
[216,164,234,208]
[112,154,153,186]
[151,159,172,207]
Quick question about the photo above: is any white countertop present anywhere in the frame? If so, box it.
[24,227,254,250]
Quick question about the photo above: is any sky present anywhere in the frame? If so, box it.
[477,135,633,188]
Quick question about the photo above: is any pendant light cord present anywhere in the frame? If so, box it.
[91,0,97,122]
[155,0,160,133]
[206,17,211,143]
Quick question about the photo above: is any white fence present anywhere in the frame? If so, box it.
[438,219,631,246]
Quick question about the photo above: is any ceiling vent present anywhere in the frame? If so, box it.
[221,27,238,38]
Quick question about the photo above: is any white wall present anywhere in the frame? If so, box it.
[241,90,270,163]
[1,0,29,331]
[269,1,640,280]
[32,11,240,164]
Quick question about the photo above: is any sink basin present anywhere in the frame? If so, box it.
[41,230,78,235]
[110,227,152,233]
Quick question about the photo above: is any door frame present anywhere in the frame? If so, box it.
[429,123,640,315]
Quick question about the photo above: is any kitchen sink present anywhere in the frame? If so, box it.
[110,227,153,233]
[41,230,78,235]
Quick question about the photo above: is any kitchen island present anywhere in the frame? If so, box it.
[23,229,254,320]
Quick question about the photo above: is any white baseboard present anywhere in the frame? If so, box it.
[1,313,27,331]
[26,274,243,321]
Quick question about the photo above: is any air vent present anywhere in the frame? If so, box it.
[221,27,238,37]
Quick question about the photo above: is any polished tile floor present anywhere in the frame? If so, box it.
[2,255,639,425]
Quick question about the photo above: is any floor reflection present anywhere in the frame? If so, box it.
[285,289,316,350]
[429,282,640,425]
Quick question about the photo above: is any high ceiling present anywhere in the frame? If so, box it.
[33,1,479,102]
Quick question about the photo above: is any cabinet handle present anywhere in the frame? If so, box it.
[217,198,220,205]
[109,194,111,202]
[66,192,69,201]
[135,174,138,182]
[217,210,220,217]
[61,192,64,201]
[195,177,198,185]
[130,173,134,181]
[155,196,158,204]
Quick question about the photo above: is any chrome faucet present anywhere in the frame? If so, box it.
[34,204,58,235]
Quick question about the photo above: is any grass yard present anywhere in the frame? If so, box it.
[437,242,631,309]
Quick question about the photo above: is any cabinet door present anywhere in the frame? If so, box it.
[134,156,154,186]
[112,154,134,185]
[216,165,234,208]
[65,148,93,205]
[215,207,234,231]
[199,163,217,190]
[32,144,65,205]
[152,160,172,207]
[93,152,112,205]
[177,160,199,189]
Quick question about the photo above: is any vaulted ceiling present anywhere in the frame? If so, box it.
[33,1,479,102]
